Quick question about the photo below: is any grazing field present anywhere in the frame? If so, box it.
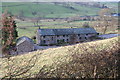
[1,2,118,18]
[2,2,101,18]
[0,36,119,78]
[16,20,90,38]
[0,18,118,38]
[16,19,118,38]
[1,2,118,38]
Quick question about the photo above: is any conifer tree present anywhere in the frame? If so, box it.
[1,12,18,55]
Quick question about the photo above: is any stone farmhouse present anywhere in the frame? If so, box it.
[36,28,98,45]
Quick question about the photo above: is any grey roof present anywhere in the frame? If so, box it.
[98,34,120,39]
[16,36,34,46]
[38,28,97,36]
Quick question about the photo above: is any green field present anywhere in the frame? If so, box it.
[1,2,100,18]
[0,19,118,39]
[16,19,118,38]
[1,2,118,38]
[16,20,90,38]
[1,2,118,18]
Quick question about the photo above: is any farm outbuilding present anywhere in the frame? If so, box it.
[16,36,35,54]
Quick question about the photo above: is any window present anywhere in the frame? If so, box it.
[86,34,88,35]
[63,39,65,42]
[57,40,59,43]
[43,36,46,38]
[85,37,87,39]
[67,39,69,42]
[78,34,80,36]
[66,35,68,37]
[51,37,54,40]
[63,35,65,37]
[79,37,81,39]
[57,35,59,37]
[43,40,46,43]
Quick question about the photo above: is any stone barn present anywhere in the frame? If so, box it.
[16,36,35,54]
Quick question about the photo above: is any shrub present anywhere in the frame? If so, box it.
[82,22,90,28]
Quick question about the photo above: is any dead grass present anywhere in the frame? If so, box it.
[0,37,119,78]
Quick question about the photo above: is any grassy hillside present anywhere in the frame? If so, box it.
[1,2,118,18]
[2,2,101,18]
[1,37,119,78]
[1,2,118,39]
[103,2,118,9]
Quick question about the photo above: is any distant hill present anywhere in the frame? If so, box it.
[1,2,118,18]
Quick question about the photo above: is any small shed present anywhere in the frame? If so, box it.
[16,36,35,54]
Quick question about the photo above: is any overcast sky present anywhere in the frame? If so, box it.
[0,0,119,2]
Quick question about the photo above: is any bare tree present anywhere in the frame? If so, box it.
[98,8,113,34]
[31,13,47,29]
[32,17,41,29]
[82,22,90,28]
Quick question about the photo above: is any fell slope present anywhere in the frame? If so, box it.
[1,2,118,18]
[1,37,119,78]
[2,2,101,18]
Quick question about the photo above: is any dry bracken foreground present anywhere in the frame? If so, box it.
[0,36,120,78]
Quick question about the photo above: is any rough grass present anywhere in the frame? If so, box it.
[0,36,119,78]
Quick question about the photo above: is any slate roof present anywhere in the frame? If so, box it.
[111,13,120,16]
[98,34,120,39]
[16,36,34,46]
[38,28,97,36]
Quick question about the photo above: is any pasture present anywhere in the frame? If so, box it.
[16,19,118,38]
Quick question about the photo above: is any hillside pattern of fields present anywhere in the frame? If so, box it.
[1,2,118,18]
[0,2,118,39]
